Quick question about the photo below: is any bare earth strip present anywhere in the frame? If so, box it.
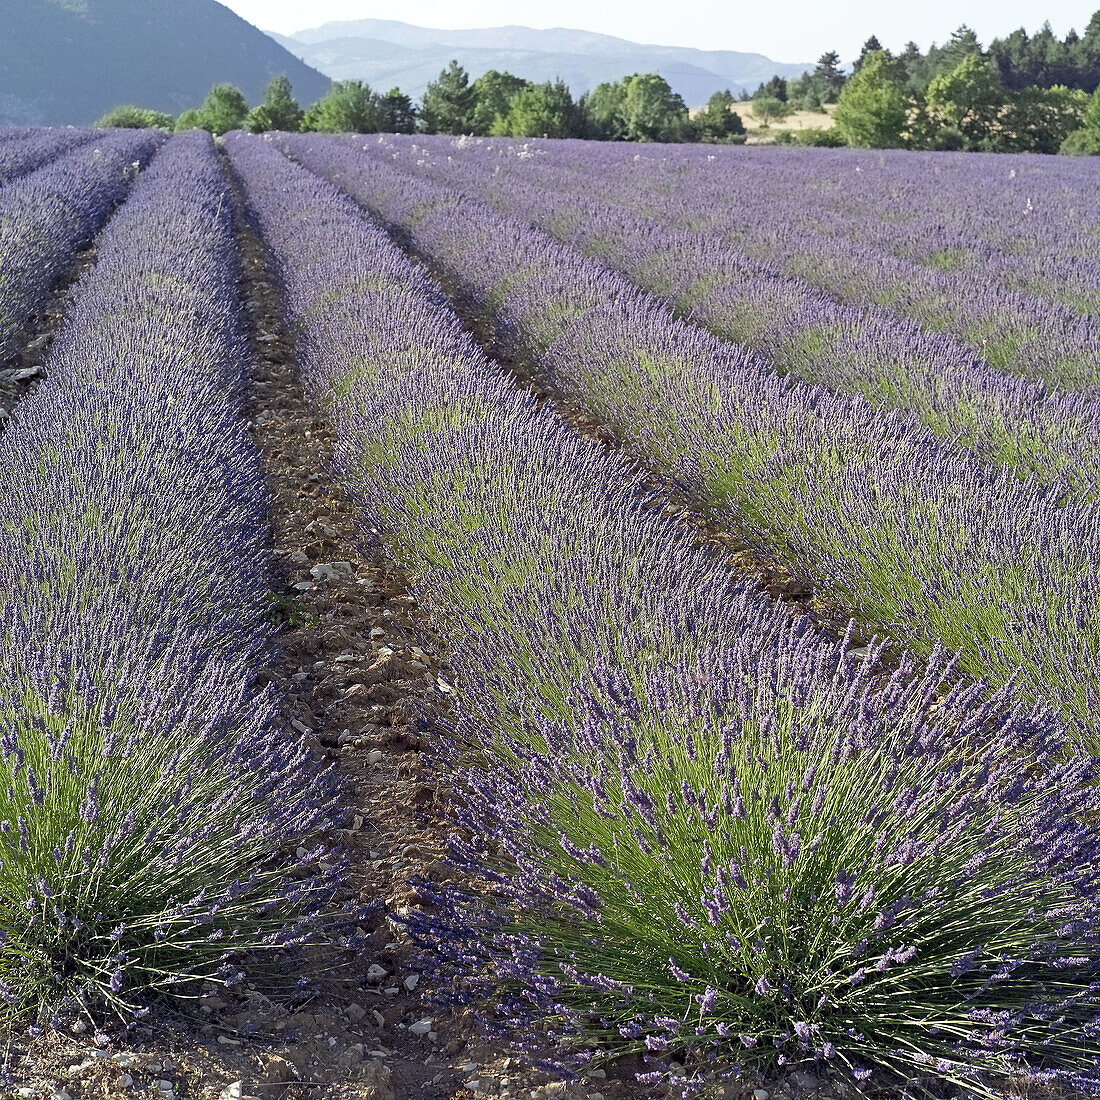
[0,241,99,432]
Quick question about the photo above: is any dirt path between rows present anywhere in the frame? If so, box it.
[0,241,99,432]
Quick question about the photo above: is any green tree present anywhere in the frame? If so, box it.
[1060,82,1100,152]
[378,87,417,133]
[176,83,248,135]
[173,109,202,132]
[581,74,691,142]
[302,80,382,132]
[581,80,628,139]
[833,50,909,147]
[95,104,173,129]
[852,36,884,73]
[245,75,303,133]
[491,79,582,138]
[470,70,531,134]
[925,54,1006,146]
[810,50,846,101]
[693,89,747,142]
[1001,84,1087,152]
[754,75,788,102]
[1086,78,1100,127]
[419,61,476,134]
[897,40,929,92]
[751,94,790,126]
[1060,127,1100,153]
[991,12,1100,93]
[620,73,692,141]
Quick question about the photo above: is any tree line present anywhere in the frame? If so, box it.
[96,68,747,144]
[822,16,1100,153]
[97,10,1100,153]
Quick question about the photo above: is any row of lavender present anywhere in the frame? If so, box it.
[0,129,164,362]
[0,132,341,1016]
[276,134,1100,750]
[225,130,1100,1094]
[0,128,95,187]
[378,137,1099,389]
[354,134,1100,470]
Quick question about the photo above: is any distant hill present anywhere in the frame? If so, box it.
[269,19,813,105]
[0,0,331,126]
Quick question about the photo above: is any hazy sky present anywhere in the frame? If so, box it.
[221,0,1095,64]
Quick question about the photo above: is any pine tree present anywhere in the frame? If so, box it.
[419,61,476,134]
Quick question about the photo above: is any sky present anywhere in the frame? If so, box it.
[220,0,1095,64]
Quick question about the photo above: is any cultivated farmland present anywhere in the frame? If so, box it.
[1,127,1099,1100]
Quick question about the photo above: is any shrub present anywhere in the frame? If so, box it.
[412,651,1100,1092]
[795,126,843,146]
[1060,127,1100,154]
[94,104,174,129]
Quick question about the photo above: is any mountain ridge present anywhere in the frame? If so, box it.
[269,18,813,105]
[0,0,331,126]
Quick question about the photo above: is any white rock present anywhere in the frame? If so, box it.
[311,562,354,583]
[366,963,388,982]
[220,1083,244,1100]
[17,1089,36,1099]
[403,974,419,991]
[118,1075,134,1089]
[366,749,383,765]
[409,1017,433,1037]
[755,1091,770,1100]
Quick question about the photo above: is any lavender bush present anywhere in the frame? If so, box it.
[227,131,1100,1093]
[0,128,95,186]
[417,656,1100,1095]
[0,129,163,359]
[277,135,1100,747]
[0,132,343,1019]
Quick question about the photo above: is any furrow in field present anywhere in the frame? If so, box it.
[280,133,1100,747]
[224,128,1100,1095]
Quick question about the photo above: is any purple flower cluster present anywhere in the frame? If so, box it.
[0,128,163,359]
[0,131,344,1015]
[225,131,1100,1092]
[0,128,95,186]
[275,134,1100,744]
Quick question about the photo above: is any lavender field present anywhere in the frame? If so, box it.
[2,127,1100,1100]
